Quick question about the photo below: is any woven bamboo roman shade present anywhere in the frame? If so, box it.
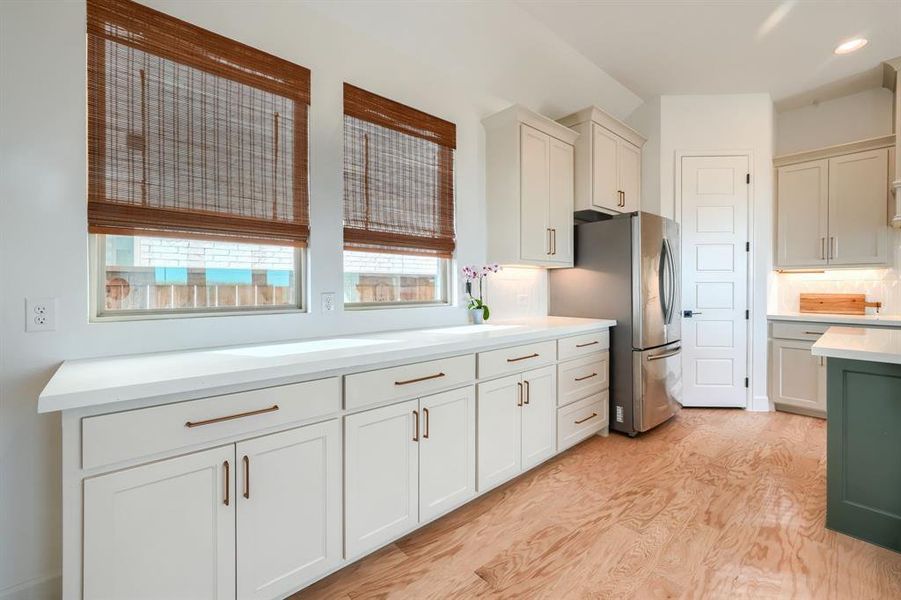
[87,0,311,246]
[343,84,456,257]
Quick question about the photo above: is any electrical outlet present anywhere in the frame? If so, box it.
[516,294,529,307]
[26,297,58,332]
[321,292,336,313]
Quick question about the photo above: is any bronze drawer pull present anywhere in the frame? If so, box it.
[242,455,250,499]
[395,372,445,386]
[507,353,539,363]
[574,372,597,382]
[517,382,523,407]
[575,413,598,425]
[223,461,230,506]
[803,331,824,335]
[523,380,530,405]
[423,408,430,439]
[576,341,599,348]
[185,405,279,428]
[413,410,420,442]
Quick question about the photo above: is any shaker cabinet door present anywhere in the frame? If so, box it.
[476,375,522,492]
[828,149,889,266]
[618,139,641,213]
[776,159,829,268]
[83,446,236,600]
[520,124,551,261]
[591,123,621,212]
[520,365,558,470]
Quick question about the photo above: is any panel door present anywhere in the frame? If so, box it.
[619,140,641,213]
[680,155,749,408]
[520,124,551,261]
[776,159,829,268]
[547,136,574,265]
[345,399,419,559]
[591,123,621,211]
[828,149,889,266]
[84,446,235,600]
[520,365,557,470]
[419,386,476,522]
[236,421,341,600]
[476,375,522,492]
[771,339,825,414]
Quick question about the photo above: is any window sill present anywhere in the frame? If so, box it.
[344,301,451,311]
[92,306,306,323]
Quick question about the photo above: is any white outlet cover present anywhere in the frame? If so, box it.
[320,292,336,313]
[26,297,58,332]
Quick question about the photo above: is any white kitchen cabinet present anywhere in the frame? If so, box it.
[236,421,341,600]
[483,105,578,268]
[476,366,557,492]
[520,365,557,470]
[828,149,890,266]
[83,445,236,600]
[419,386,476,521]
[345,399,420,559]
[558,106,646,216]
[774,144,891,269]
[770,338,826,417]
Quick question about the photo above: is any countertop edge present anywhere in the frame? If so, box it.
[38,319,616,414]
[767,313,901,327]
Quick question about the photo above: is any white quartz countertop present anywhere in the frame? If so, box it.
[38,316,615,413]
[811,326,901,365]
[767,312,901,327]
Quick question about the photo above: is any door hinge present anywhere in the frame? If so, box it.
[745,241,750,252]
[744,377,749,388]
[745,309,749,320]
[746,173,750,184]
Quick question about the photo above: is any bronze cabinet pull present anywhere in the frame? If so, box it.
[185,404,279,428]
[395,372,445,386]
[242,455,250,499]
[574,372,597,382]
[803,331,824,336]
[576,340,599,348]
[413,410,420,442]
[517,382,523,407]
[551,228,557,255]
[575,413,598,425]
[523,380,530,405]
[423,408,430,439]
[507,353,539,363]
[223,461,230,506]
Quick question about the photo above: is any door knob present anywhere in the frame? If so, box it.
[683,310,702,318]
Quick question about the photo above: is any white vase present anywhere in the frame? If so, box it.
[470,308,485,324]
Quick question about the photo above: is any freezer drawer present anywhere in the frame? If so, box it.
[633,342,682,432]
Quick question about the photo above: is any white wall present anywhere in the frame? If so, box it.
[656,94,775,412]
[0,1,641,597]
[775,87,894,156]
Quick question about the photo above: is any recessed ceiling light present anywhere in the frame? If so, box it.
[834,38,868,55]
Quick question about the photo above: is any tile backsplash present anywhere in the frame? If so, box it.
[485,266,548,320]
[772,230,901,314]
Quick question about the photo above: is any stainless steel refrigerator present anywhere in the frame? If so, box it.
[549,212,682,436]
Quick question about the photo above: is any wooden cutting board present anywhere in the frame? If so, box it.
[799,293,881,315]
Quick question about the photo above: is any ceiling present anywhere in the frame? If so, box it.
[517,0,901,107]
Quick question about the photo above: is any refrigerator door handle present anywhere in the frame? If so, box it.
[663,237,676,325]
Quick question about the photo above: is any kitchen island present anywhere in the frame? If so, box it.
[812,327,901,553]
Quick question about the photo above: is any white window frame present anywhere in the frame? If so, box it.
[90,234,306,321]
[342,252,453,310]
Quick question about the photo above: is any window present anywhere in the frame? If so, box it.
[87,0,310,317]
[343,84,456,307]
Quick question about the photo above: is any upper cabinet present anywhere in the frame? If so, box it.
[558,106,646,215]
[775,139,893,270]
[484,106,578,268]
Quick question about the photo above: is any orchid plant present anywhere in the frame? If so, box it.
[462,263,500,321]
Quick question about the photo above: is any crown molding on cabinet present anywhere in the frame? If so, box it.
[557,105,646,148]
[482,105,579,145]
[773,134,895,168]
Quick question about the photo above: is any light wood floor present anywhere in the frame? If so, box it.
[292,409,901,599]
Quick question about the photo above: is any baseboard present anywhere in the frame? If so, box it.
[0,574,61,600]
[748,394,771,412]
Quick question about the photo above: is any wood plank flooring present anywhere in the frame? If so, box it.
[291,409,901,599]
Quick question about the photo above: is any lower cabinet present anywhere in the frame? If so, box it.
[344,386,476,559]
[771,338,826,417]
[83,419,341,600]
[476,365,557,492]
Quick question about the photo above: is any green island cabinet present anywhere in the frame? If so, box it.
[826,357,901,552]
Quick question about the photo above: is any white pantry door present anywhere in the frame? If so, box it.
[680,155,749,407]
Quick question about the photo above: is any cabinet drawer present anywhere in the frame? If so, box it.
[344,354,475,411]
[558,353,609,406]
[478,341,556,379]
[771,321,830,341]
[82,378,340,470]
[558,330,610,360]
[558,392,608,451]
